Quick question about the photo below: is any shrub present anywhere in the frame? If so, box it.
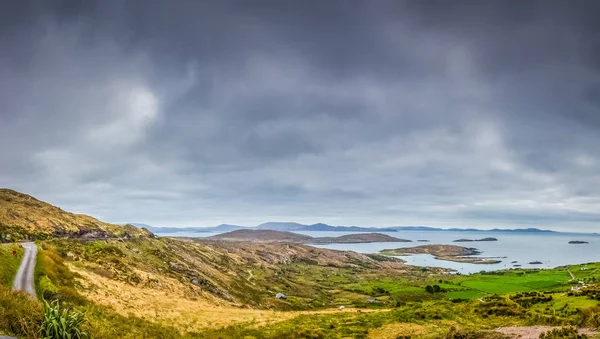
[39,299,89,339]
[0,287,42,338]
[444,326,509,339]
[538,326,587,338]
[39,275,59,299]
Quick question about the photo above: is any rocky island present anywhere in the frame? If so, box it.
[569,240,589,244]
[380,244,502,264]
[206,229,412,244]
[453,237,498,242]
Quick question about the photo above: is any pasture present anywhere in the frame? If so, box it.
[452,268,572,297]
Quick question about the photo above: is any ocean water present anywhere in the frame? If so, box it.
[156,230,600,274]
[303,231,600,274]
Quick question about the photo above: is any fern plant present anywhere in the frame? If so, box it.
[39,299,89,339]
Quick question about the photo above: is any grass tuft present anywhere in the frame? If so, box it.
[39,299,89,339]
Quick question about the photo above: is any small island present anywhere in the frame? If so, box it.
[206,229,412,244]
[453,237,498,242]
[417,240,430,242]
[380,245,502,265]
[529,261,543,265]
[569,240,589,244]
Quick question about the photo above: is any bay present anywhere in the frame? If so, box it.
[303,231,600,274]
[155,230,600,274]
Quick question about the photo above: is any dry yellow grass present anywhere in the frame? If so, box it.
[0,188,151,238]
[367,320,459,339]
[72,264,383,332]
[368,323,430,339]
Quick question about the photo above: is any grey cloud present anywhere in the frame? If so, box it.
[1,1,600,231]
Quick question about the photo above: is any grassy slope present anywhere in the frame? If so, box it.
[21,237,600,338]
[0,243,38,338]
[43,237,418,309]
[0,243,23,287]
[0,188,152,239]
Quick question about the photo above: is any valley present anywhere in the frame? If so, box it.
[1,189,600,338]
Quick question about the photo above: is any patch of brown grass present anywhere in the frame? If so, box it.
[72,264,384,333]
[368,321,460,339]
[0,286,42,338]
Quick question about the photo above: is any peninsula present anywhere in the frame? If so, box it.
[380,244,502,265]
[453,237,498,242]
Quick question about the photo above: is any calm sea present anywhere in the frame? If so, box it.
[156,230,600,274]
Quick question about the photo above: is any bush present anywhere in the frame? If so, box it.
[444,326,509,339]
[0,287,42,338]
[39,275,59,299]
[538,326,587,339]
[39,299,89,339]
[444,327,478,339]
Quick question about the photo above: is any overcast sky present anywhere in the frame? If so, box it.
[1,1,599,230]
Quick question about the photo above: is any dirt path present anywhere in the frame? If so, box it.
[568,269,575,280]
[496,326,596,338]
[12,242,37,297]
[247,269,254,283]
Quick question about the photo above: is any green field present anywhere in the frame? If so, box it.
[452,268,572,297]
[339,266,583,306]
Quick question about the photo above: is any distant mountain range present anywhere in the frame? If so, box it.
[131,222,559,234]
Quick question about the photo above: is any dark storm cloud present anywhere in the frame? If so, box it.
[1,0,600,230]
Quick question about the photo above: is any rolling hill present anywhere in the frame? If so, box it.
[0,188,153,240]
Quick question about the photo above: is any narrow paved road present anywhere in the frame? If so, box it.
[12,242,37,297]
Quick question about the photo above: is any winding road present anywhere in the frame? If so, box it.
[12,242,37,297]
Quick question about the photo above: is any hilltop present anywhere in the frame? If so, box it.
[0,188,153,240]
[207,229,410,243]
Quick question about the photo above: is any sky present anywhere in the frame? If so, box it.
[1,1,600,231]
